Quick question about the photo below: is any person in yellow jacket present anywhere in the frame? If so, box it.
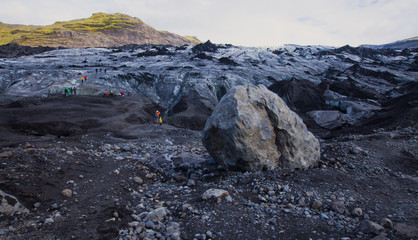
[159,117,163,126]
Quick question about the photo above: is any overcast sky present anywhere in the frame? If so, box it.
[0,0,417,47]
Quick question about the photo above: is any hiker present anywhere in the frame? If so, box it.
[128,91,132,96]
[64,88,68,96]
[66,88,70,96]
[103,91,108,97]
[95,68,98,74]
[81,77,84,83]
[84,76,87,81]
[70,87,73,95]
[120,90,124,96]
[159,117,163,126]
[74,87,77,95]
[104,68,107,74]
[155,110,160,123]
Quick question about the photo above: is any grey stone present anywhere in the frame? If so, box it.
[61,189,73,197]
[360,220,384,234]
[352,207,363,217]
[144,207,169,222]
[0,151,12,158]
[202,189,229,200]
[134,177,144,184]
[393,223,418,239]
[331,201,347,214]
[145,220,155,229]
[380,218,393,229]
[307,110,350,130]
[171,232,181,240]
[202,85,320,171]
[312,200,323,210]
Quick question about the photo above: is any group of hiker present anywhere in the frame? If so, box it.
[81,75,88,83]
[95,68,107,74]
[155,110,163,125]
[64,87,77,96]
[103,90,132,97]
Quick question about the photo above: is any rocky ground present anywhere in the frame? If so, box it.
[0,95,417,240]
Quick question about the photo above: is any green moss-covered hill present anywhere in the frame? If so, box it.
[0,13,200,48]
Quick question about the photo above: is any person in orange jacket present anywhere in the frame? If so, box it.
[155,110,160,123]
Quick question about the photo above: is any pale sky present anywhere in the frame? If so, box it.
[0,0,417,47]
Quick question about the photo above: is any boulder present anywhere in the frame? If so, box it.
[202,85,320,171]
[393,223,418,239]
[360,220,384,234]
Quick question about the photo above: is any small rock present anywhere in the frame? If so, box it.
[134,177,144,184]
[0,151,12,158]
[380,218,393,229]
[61,189,72,197]
[312,200,323,210]
[195,233,206,240]
[352,208,363,217]
[44,217,54,224]
[173,174,188,182]
[298,197,306,206]
[360,220,384,234]
[187,179,196,187]
[283,185,290,192]
[305,191,314,197]
[66,151,73,155]
[144,207,168,222]
[202,189,229,200]
[145,220,155,229]
[182,203,192,211]
[171,232,181,240]
[331,201,347,214]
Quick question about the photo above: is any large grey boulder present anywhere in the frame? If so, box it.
[202,85,320,171]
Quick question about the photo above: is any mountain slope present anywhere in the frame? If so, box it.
[361,36,418,49]
[0,13,200,48]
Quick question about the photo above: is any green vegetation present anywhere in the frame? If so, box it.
[59,13,141,32]
[0,13,145,46]
[184,36,201,45]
